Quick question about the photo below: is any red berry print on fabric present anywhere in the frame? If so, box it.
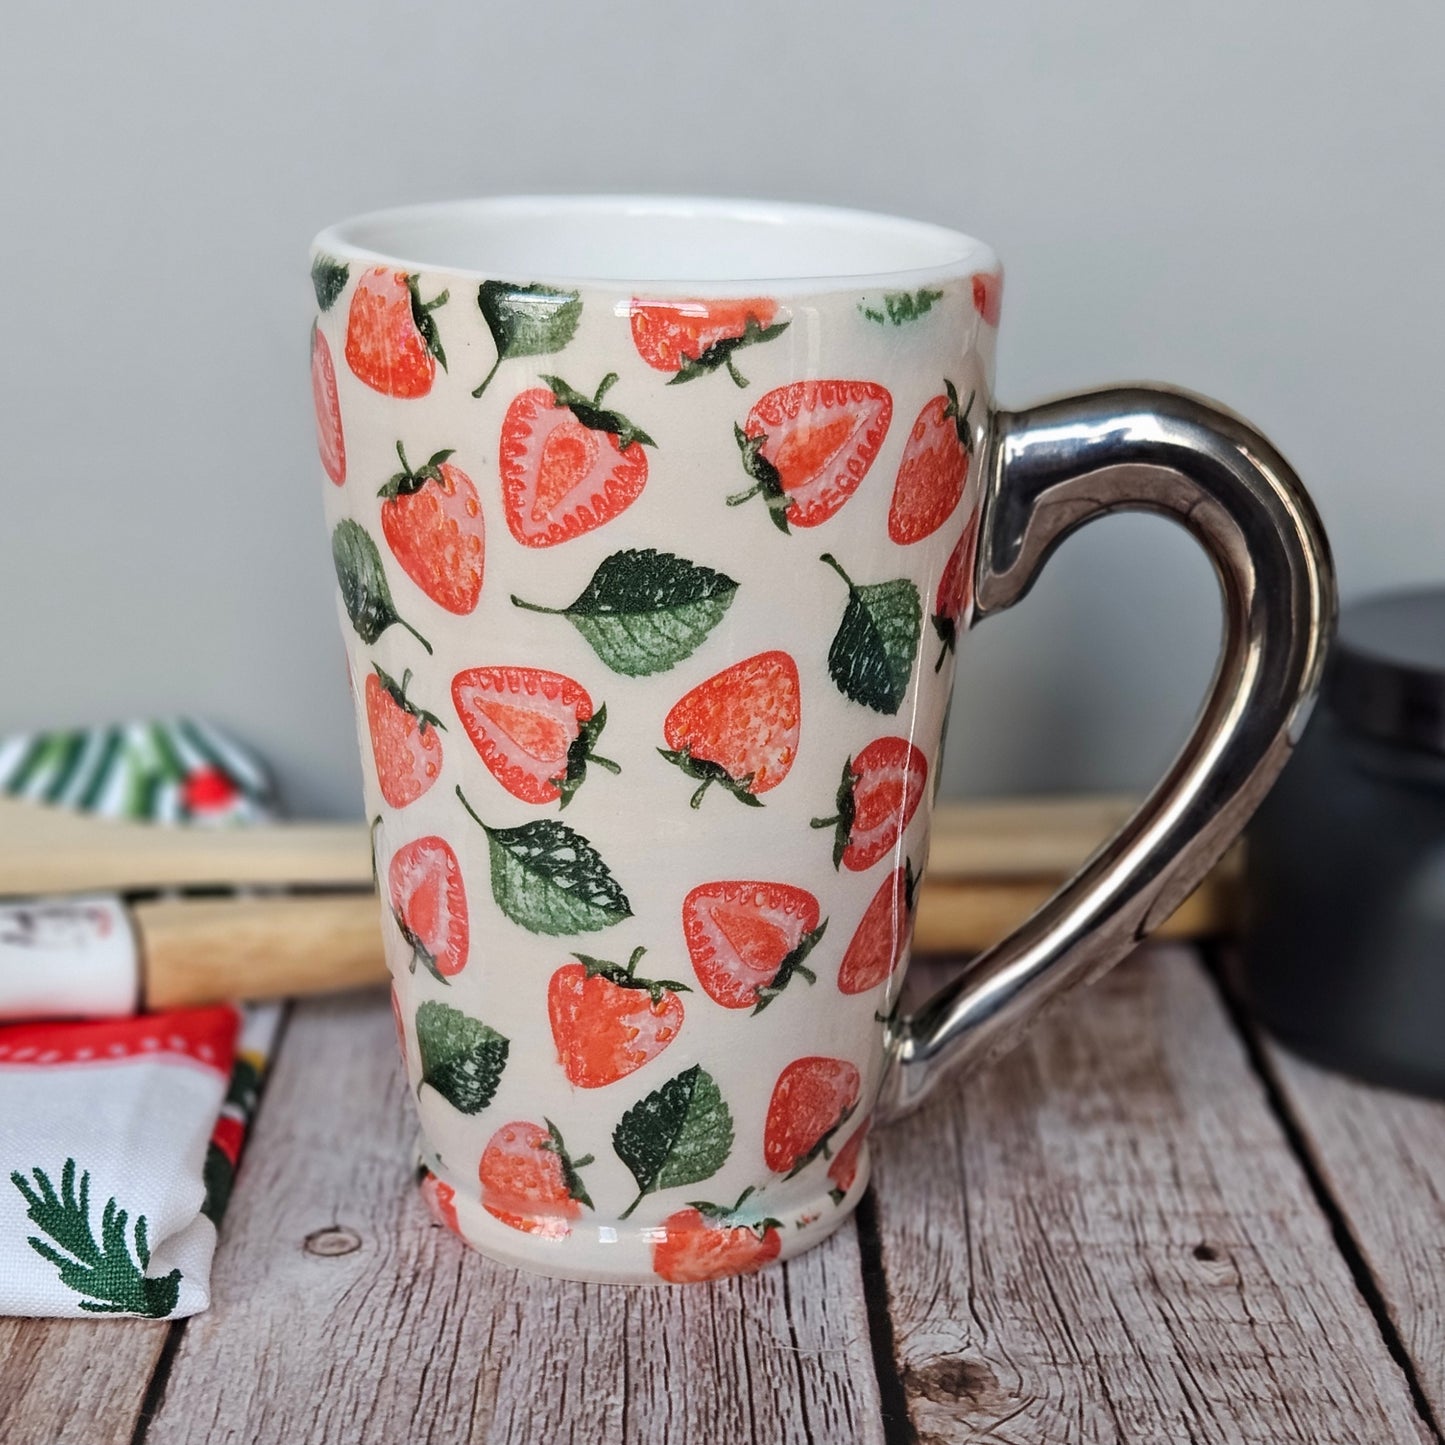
[682,881,827,1012]
[763,1056,862,1177]
[345,267,449,398]
[365,666,444,809]
[378,443,485,615]
[629,297,789,387]
[547,948,688,1088]
[729,380,892,533]
[499,374,655,547]
[479,1119,594,1238]
[659,651,801,808]
[887,380,974,545]
[389,835,469,983]
[451,666,618,809]
[811,737,928,871]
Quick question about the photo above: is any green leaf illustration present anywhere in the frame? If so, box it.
[472,281,583,396]
[331,520,432,654]
[310,254,350,312]
[10,1160,182,1317]
[512,549,738,676]
[415,1000,509,1114]
[858,287,944,326]
[613,1064,733,1219]
[457,787,632,935]
[820,553,921,715]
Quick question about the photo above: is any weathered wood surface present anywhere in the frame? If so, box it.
[871,948,1435,1444]
[0,1315,171,1445]
[1265,1041,1445,1429]
[142,990,884,1445]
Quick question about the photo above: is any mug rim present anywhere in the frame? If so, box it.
[310,194,999,294]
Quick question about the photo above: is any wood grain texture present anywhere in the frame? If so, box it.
[0,1315,171,1445]
[143,991,884,1445]
[871,947,1435,1445]
[1265,1042,1445,1425]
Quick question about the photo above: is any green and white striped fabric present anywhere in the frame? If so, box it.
[0,720,275,825]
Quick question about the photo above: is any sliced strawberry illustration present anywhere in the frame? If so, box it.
[419,1169,461,1235]
[479,1119,594,1238]
[728,380,892,533]
[652,1189,783,1283]
[659,651,800,807]
[971,270,1004,328]
[932,511,980,669]
[682,881,827,1012]
[378,442,485,615]
[837,862,917,995]
[499,373,654,548]
[311,322,345,485]
[547,947,688,1088]
[811,738,928,872]
[764,1056,862,1177]
[344,266,449,399]
[887,381,974,545]
[365,666,445,809]
[827,1115,872,1204]
[388,835,469,983]
[451,665,617,809]
[629,297,788,387]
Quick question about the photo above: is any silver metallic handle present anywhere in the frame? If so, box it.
[877,385,1335,1119]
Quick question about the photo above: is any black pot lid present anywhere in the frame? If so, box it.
[1328,588,1445,755]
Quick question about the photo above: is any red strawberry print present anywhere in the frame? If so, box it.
[764,1056,862,1177]
[211,1113,244,1167]
[378,442,485,615]
[971,270,1003,328]
[479,1120,594,1238]
[420,1169,461,1235]
[887,381,975,545]
[311,323,345,485]
[344,266,449,399]
[932,511,979,669]
[729,380,892,533]
[682,880,827,1012]
[659,651,800,807]
[499,374,655,548]
[827,1115,871,1204]
[180,766,240,816]
[652,1190,783,1283]
[388,835,469,983]
[547,948,688,1088]
[365,666,445,809]
[811,737,928,872]
[629,297,788,387]
[837,862,917,995]
[451,666,618,809]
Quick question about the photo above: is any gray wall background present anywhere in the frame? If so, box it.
[3,1,1441,818]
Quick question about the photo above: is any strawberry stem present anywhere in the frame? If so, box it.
[689,777,713,810]
[810,813,840,828]
[725,481,765,506]
[471,355,502,399]
[593,372,619,405]
[725,357,747,388]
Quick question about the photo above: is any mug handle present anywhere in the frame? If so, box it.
[877,385,1335,1118]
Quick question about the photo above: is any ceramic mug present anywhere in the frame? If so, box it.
[309,197,1333,1283]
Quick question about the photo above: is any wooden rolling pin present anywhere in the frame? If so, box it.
[0,795,1240,1010]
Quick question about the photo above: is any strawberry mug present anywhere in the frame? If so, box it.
[309,197,1333,1283]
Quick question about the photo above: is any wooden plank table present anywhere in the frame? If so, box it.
[2,944,1442,1445]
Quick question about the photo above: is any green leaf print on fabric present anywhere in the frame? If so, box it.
[331,520,432,654]
[819,553,921,715]
[414,1001,510,1115]
[613,1065,733,1219]
[472,281,583,397]
[512,550,739,677]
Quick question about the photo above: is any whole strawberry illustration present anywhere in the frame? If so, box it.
[479,1119,594,1238]
[837,862,917,994]
[378,442,485,615]
[344,266,449,398]
[827,1116,871,1204]
[365,666,445,809]
[659,651,800,807]
[811,738,928,871]
[931,512,979,669]
[499,373,655,547]
[652,1190,783,1283]
[682,880,826,1011]
[311,323,345,485]
[764,1056,862,1176]
[547,948,688,1088]
[451,666,618,809]
[971,270,1004,328]
[388,835,469,982]
[729,380,892,533]
[887,381,974,545]
[629,297,788,386]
